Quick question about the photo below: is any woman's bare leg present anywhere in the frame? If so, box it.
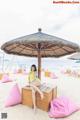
[30,87,36,111]
[31,84,43,99]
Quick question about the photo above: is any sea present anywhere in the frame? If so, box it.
[0,51,80,73]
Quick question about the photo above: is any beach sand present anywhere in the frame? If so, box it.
[0,73,80,120]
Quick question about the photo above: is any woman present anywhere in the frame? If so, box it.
[28,64,43,111]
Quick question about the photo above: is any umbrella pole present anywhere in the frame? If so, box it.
[38,45,41,79]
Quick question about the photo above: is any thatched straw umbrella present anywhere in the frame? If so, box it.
[1,28,79,79]
[76,60,80,63]
[69,52,80,60]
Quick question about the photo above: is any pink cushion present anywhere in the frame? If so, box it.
[5,84,21,107]
[1,74,12,83]
[50,73,58,79]
[49,96,80,118]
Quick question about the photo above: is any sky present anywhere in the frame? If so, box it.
[0,0,80,62]
[0,0,80,46]
[0,0,80,67]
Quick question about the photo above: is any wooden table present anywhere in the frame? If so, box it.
[22,85,57,111]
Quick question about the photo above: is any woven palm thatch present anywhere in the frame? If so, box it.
[1,29,79,57]
[1,28,79,78]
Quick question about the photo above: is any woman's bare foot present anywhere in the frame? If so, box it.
[34,106,37,113]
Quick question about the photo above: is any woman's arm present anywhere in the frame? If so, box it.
[35,71,38,78]
[28,73,31,84]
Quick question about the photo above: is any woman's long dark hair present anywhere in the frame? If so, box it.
[31,64,37,72]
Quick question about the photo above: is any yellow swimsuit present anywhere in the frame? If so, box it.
[28,71,40,84]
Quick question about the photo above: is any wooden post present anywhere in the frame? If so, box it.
[38,43,41,79]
